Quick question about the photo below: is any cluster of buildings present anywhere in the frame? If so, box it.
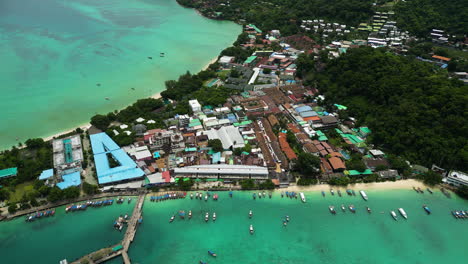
[300,19,350,38]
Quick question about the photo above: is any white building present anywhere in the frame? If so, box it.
[443,170,468,187]
[189,99,202,113]
[205,125,245,150]
[174,164,268,179]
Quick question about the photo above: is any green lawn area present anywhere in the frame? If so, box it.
[216,70,231,79]
[8,181,35,202]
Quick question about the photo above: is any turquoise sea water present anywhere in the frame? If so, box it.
[0,0,240,149]
[1,190,468,264]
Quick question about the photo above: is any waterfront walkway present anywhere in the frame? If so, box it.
[72,194,145,264]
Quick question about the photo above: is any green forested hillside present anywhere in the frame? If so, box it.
[395,0,468,38]
[298,47,468,171]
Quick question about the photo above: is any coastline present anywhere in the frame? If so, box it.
[281,179,430,192]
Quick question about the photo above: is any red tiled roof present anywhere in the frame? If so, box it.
[328,157,346,171]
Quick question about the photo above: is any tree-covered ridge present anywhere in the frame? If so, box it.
[299,47,467,171]
[395,0,468,38]
[177,0,375,34]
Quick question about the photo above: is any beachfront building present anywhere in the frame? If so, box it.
[174,164,269,180]
[90,132,145,186]
[52,135,83,175]
[443,170,468,187]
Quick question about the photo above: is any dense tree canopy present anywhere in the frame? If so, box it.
[298,47,467,171]
[294,152,321,176]
[395,0,468,38]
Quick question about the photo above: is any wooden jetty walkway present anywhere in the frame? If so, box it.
[71,194,145,264]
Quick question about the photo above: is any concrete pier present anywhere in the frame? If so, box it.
[72,194,145,264]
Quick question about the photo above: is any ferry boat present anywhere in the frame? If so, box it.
[367,207,372,213]
[321,191,325,197]
[346,189,352,196]
[349,205,356,213]
[253,193,256,200]
[249,210,253,218]
[390,211,398,220]
[250,224,254,234]
[398,208,408,219]
[329,206,336,215]
[352,190,356,196]
[212,212,216,221]
[330,189,335,195]
[427,188,433,194]
[341,204,346,212]
[360,190,368,201]
[300,192,306,203]
[169,215,175,223]
[205,212,209,222]
[188,210,192,219]
[422,205,431,214]
[208,250,217,257]
[337,190,342,197]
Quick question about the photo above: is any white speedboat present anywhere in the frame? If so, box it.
[360,190,368,201]
[398,208,408,219]
[390,211,398,220]
[258,192,262,199]
[249,210,253,218]
[169,215,175,223]
[205,212,209,222]
[188,210,192,219]
[213,212,216,221]
[205,195,208,201]
[190,193,194,199]
[250,225,254,234]
[341,204,346,212]
[300,192,306,203]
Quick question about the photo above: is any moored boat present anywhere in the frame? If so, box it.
[188,210,192,219]
[427,188,433,194]
[249,210,253,218]
[413,186,419,193]
[190,193,194,199]
[281,192,284,198]
[212,212,216,221]
[169,215,175,223]
[330,189,334,196]
[300,192,306,203]
[349,205,356,213]
[390,211,398,220]
[249,224,254,234]
[208,250,217,257]
[205,195,208,201]
[359,190,368,201]
[367,207,372,213]
[341,204,346,212]
[229,191,233,198]
[346,189,352,196]
[398,208,408,219]
[258,192,262,199]
[441,188,451,198]
[337,190,342,197]
[422,205,431,214]
[417,187,424,194]
[253,193,256,200]
[321,191,325,197]
[199,261,207,264]
[179,210,186,219]
[213,194,218,201]
[285,215,290,222]
[269,192,272,199]
[329,206,336,215]
[352,190,356,196]
[205,212,209,222]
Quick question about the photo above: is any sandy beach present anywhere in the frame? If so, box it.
[282,179,429,192]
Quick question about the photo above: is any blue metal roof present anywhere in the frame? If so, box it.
[294,106,312,113]
[212,152,221,164]
[299,111,318,118]
[57,171,81,189]
[90,132,144,185]
[38,169,54,180]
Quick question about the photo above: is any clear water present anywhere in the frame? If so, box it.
[0,0,240,149]
[2,190,467,264]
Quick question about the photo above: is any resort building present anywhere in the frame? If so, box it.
[90,132,145,186]
[174,164,269,179]
[205,125,245,150]
[52,135,83,175]
[444,170,468,187]
[0,167,17,180]
[189,99,202,113]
